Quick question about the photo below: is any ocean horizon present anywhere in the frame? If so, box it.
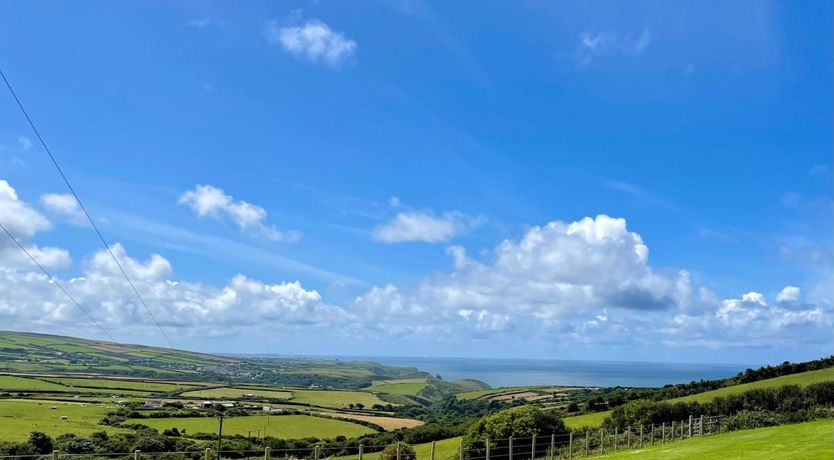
[244,354,749,388]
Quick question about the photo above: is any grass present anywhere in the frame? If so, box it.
[455,387,531,400]
[333,437,461,460]
[564,366,834,428]
[130,414,375,440]
[563,411,610,429]
[41,377,197,393]
[0,375,74,391]
[671,367,834,404]
[593,419,833,459]
[370,379,428,396]
[0,399,128,441]
[180,387,293,400]
[290,389,391,409]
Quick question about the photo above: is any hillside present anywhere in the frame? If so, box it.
[563,365,834,428]
[0,331,429,388]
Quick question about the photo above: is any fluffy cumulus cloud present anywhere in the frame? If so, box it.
[265,18,356,67]
[40,193,86,225]
[373,211,483,243]
[357,215,832,347]
[178,184,300,242]
[0,180,70,269]
[1,178,830,350]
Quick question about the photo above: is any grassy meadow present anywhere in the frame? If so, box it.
[131,414,376,439]
[594,419,833,459]
[0,399,128,441]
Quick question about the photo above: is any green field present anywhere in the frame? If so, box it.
[291,389,391,408]
[671,367,834,404]
[563,411,610,429]
[0,375,75,391]
[180,387,294,400]
[42,377,200,393]
[334,437,462,460]
[594,419,833,459]
[131,414,375,440]
[455,387,530,400]
[0,399,128,441]
[370,379,428,396]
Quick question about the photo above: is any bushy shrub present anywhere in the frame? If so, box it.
[380,442,416,460]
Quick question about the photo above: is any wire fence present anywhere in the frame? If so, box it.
[0,415,726,460]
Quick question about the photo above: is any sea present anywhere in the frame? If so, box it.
[344,356,748,388]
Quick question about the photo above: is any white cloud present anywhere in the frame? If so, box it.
[265,18,356,67]
[178,185,300,242]
[577,29,652,65]
[17,136,32,151]
[373,211,483,243]
[776,285,800,303]
[40,193,87,225]
[0,180,70,270]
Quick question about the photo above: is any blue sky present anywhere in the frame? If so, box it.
[0,0,830,365]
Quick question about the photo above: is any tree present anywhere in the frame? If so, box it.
[27,432,53,454]
[461,406,568,460]
[380,442,416,460]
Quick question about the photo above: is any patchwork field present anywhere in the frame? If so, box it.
[290,389,391,408]
[0,399,128,441]
[595,419,833,459]
[369,379,428,396]
[180,387,294,400]
[317,411,424,430]
[563,411,609,429]
[131,414,376,439]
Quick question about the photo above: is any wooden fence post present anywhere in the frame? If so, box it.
[205,448,211,460]
[688,415,693,438]
[699,416,704,436]
[566,432,571,460]
[531,434,536,460]
[312,446,317,460]
[134,450,140,460]
[486,438,491,460]
[584,432,589,457]
[599,429,604,455]
[459,438,463,460]
[52,451,60,460]
[509,436,513,460]
[671,421,675,442]
[650,424,654,446]
[396,442,401,460]
[639,425,644,448]
[431,441,436,460]
[359,444,364,460]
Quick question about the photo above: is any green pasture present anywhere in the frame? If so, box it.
[180,387,293,400]
[370,379,428,396]
[671,367,834,404]
[131,414,375,440]
[594,419,833,459]
[0,399,127,441]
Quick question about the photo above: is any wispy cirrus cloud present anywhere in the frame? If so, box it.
[577,29,652,66]
[373,210,484,243]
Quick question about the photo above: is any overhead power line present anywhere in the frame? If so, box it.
[0,67,174,348]
[0,221,117,342]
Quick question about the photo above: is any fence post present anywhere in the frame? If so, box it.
[459,438,463,460]
[396,442,401,460]
[265,447,272,460]
[650,424,654,446]
[599,429,604,455]
[614,428,618,452]
[699,416,704,436]
[509,436,513,460]
[134,450,141,460]
[431,441,436,460]
[313,446,317,460]
[359,444,364,460]
[486,438,491,460]
[671,421,675,442]
[640,425,644,448]
[531,434,536,460]
[566,432,570,460]
[584,432,589,457]
[52,450,59,460]
[662,423,666,444]
[205,448,211,460]
[688,415,693,438]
